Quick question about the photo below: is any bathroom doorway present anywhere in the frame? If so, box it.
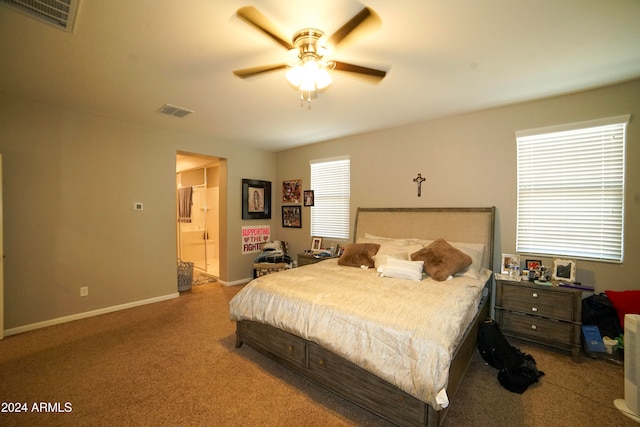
[176,153,225,278]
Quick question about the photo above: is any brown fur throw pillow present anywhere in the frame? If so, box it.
[338,243,381,268]
[410,238,472,281]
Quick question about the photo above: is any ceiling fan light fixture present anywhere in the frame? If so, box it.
[313,64,332,90]
[234,7,387,107]
[286,57,332,92]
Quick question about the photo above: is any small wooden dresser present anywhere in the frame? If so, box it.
[495,277,583,362]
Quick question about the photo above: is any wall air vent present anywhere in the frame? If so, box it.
[1,0,80,32]
[158,104,194,118]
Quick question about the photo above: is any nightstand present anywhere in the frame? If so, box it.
[297,253,337,267]
[494,277,584,362]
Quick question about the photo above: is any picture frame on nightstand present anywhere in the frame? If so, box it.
[500,253,519,274]
[525,259,542,271]
[552,258,577,282]
[311,236,322,252]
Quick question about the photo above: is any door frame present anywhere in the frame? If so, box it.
[176,152,226,279]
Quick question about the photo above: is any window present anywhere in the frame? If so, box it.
[310,157,350,239]
[516,115,629,262]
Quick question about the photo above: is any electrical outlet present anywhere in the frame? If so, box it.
[80,286,88,297]
[133,202,143,211]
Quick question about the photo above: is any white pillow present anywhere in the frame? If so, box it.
[378,243,411,256]
[364,242,405,269]
[373,253,400,269]
[405,244,424,259]
[364,232,399,241]
[450,242,485,279]
[378,258,424,281]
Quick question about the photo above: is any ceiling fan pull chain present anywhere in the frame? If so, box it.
[298,90,313,109]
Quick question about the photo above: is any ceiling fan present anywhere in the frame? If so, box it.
[232,6,387,105]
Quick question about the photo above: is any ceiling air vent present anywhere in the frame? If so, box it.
[158,104,194,118]
[1,0,79,32]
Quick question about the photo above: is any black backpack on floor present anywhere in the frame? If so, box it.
[478,318,545,393]
[582,293,622,339]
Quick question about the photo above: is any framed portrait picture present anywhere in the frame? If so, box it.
[303,190,314,206]
[526,259,542,271]
[500,254,520,274]
[242,179,271,219]
[282,205,302,228]
[552,258,576,282]
[282,179,302,204]
[311,236,322,252]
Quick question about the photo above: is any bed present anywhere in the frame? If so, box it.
[230,207,495,426]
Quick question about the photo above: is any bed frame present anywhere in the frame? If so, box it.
[235,207,495,426]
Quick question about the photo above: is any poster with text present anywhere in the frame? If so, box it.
[242,225,271,254]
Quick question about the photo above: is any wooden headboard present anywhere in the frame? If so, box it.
[353,207,496,270]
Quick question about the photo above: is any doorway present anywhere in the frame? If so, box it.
[176,153,224,278]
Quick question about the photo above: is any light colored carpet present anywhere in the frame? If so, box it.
[0,282,634,426]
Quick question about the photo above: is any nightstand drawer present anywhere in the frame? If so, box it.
[501,285,574,321]
[500,311,572,344]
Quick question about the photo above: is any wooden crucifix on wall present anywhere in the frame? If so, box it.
[413,173,426,197]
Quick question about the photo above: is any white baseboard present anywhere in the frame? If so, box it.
[4,292,180,337]
[217,277,251,286]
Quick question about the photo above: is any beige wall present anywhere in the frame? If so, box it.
[1,79,637,332]
[0,92,276,331]
[275,79,640,293]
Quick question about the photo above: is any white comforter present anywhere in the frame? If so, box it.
[229,259,491,410]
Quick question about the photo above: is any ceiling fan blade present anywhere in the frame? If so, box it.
[327,7,381,49]
[332,61,387,82]
[233,63,288,78]
[236,6,294,50]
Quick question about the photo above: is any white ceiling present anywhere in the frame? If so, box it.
[1,0,639,152]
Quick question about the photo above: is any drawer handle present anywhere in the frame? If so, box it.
[532,292,538,298]
[531,324,537,330]
[288,345,294,352]
[318,359,325,366]
[531,307,538,312]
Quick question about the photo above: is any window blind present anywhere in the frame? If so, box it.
[310,157,350,239]
[516,115,629,262]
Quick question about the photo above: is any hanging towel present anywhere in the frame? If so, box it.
[178,187,193,223]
